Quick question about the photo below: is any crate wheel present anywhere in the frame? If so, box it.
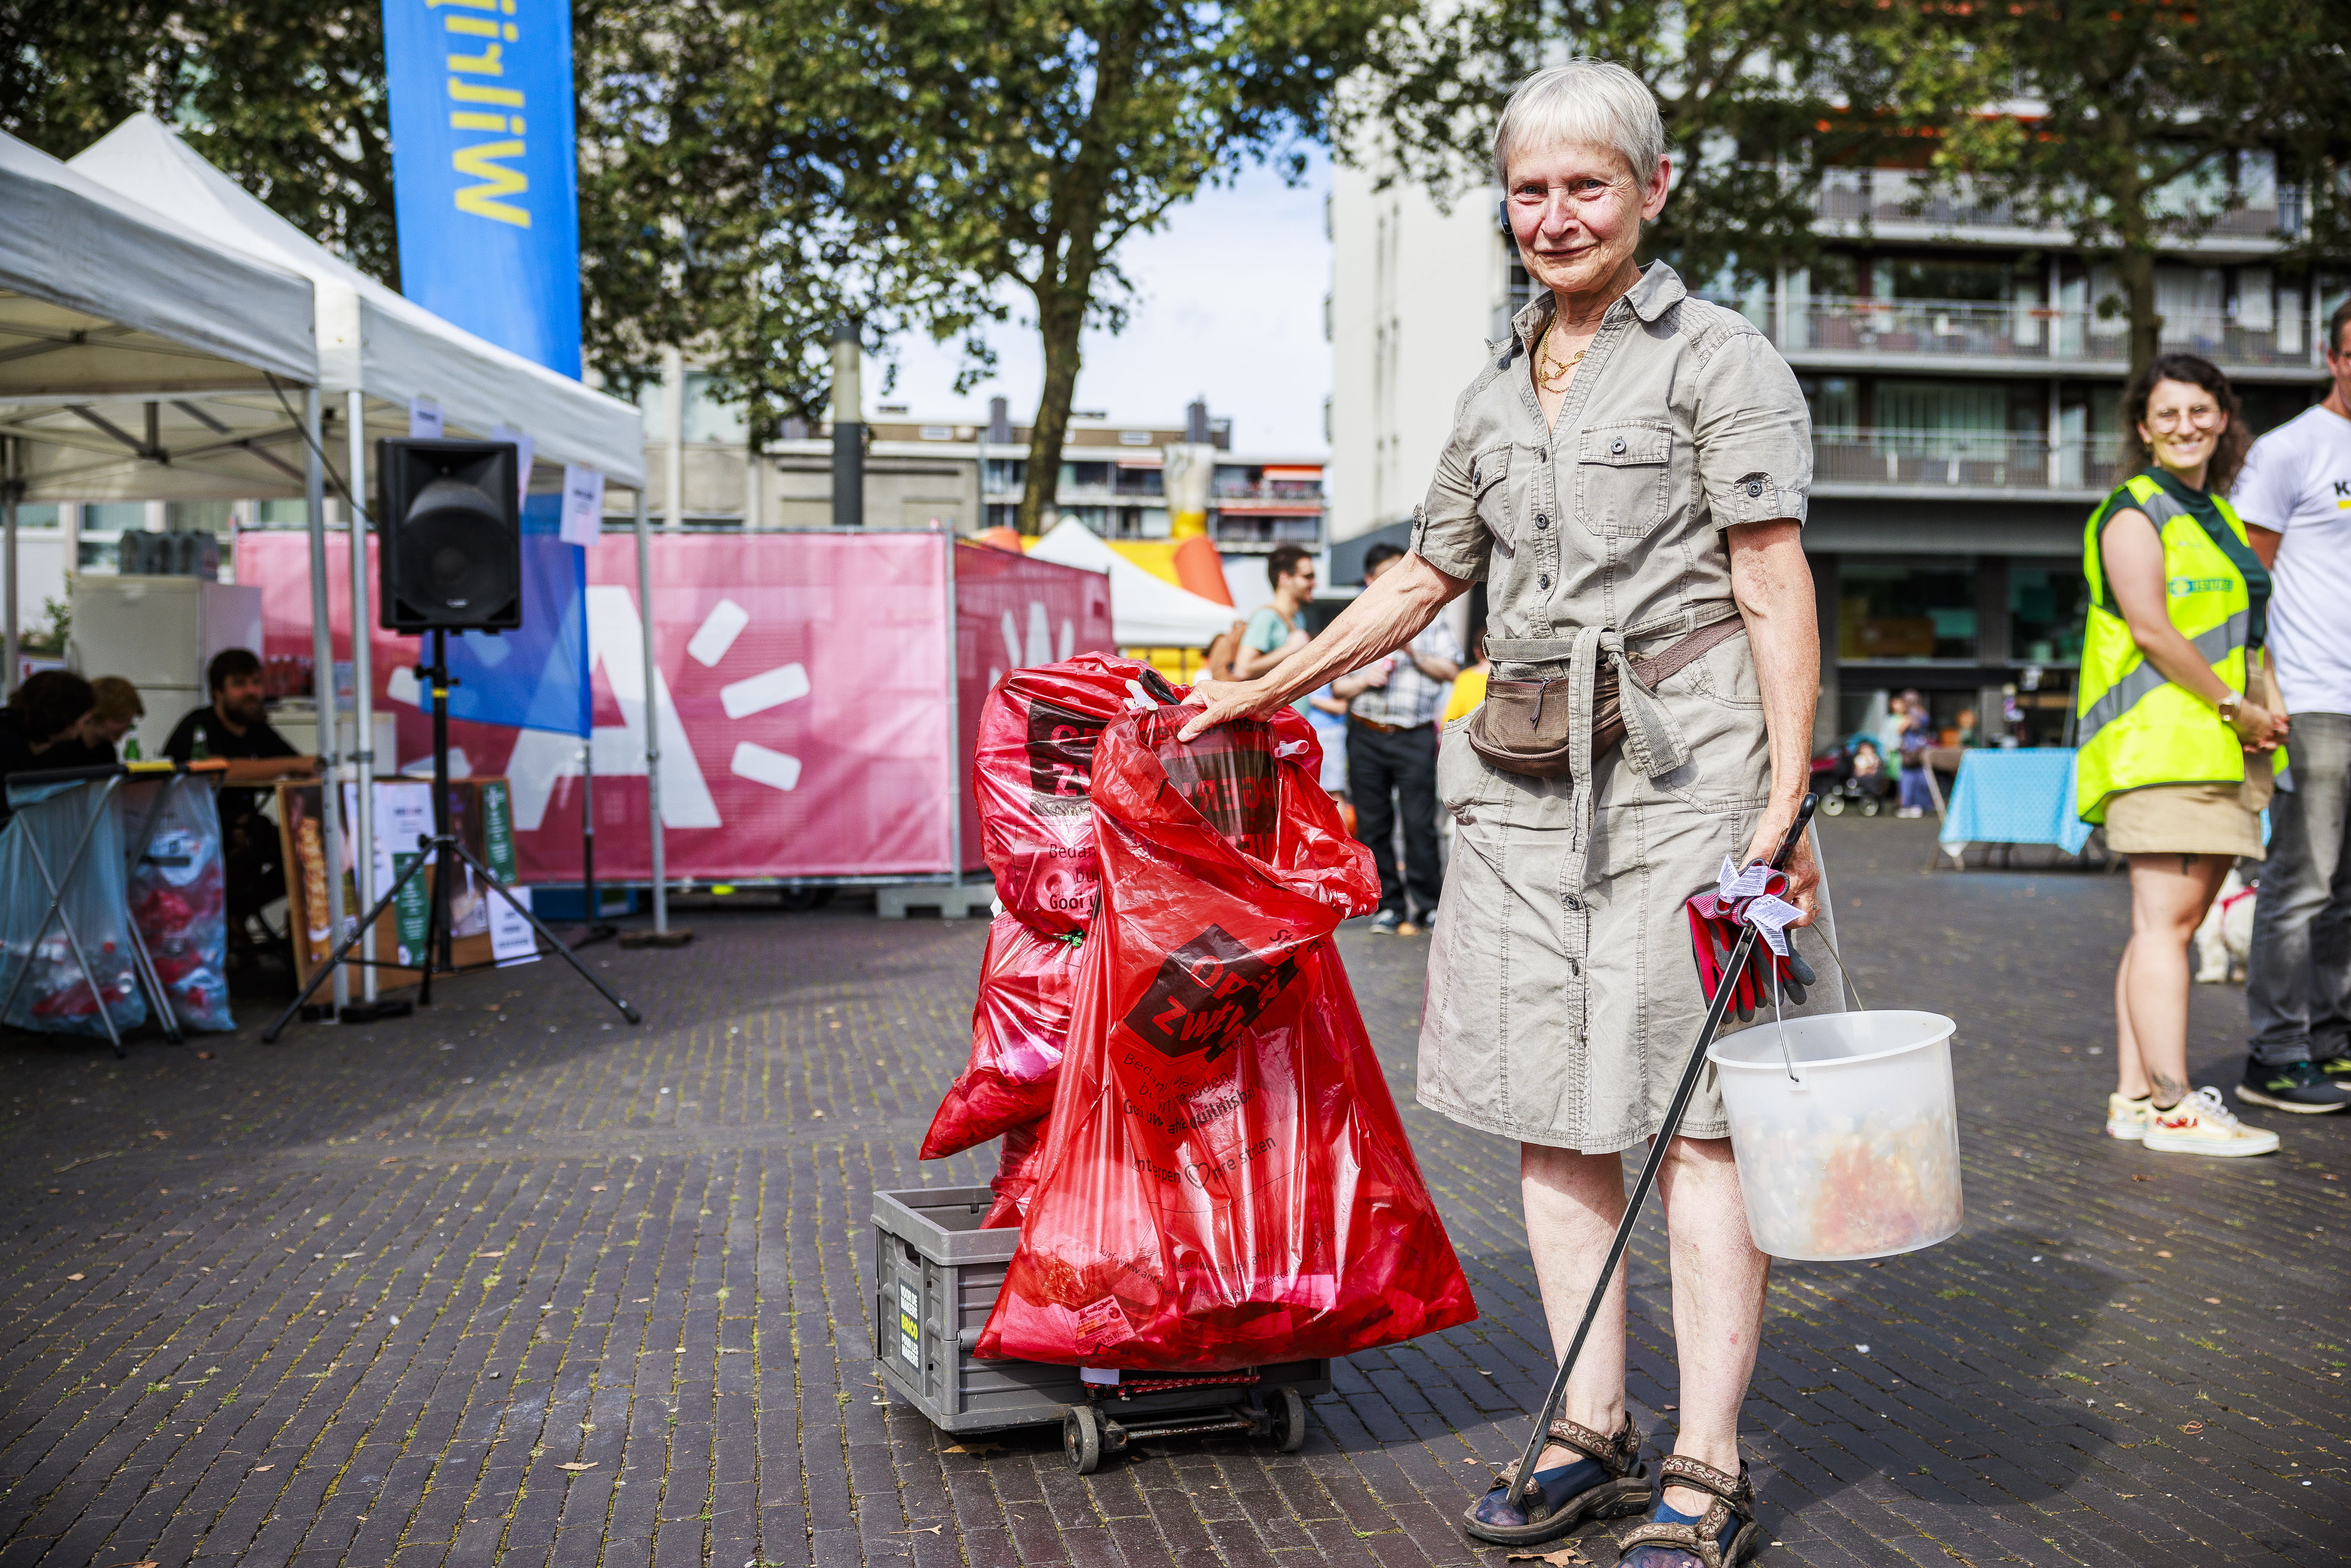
[1064,1405,1104,1474]
[1818,793,1846,817]
[1270,1387,1308,1453]
[1858,794,1882,817]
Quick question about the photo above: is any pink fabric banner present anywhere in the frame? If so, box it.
[234,532,1111,883]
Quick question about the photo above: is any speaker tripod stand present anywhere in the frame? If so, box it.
[264,630,643,1042]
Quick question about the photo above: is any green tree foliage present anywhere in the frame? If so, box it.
[1341,0,1938,296]
[1895,0,2351,379]
[733,0,1402,530]
[0,1,398,284]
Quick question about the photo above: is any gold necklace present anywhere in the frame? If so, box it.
[1536,320,1588,389]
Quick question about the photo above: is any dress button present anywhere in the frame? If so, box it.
[1536,448,1549,462]
[1536,513,1550,529]
[1610,439,1626,455]
[1470,464,1480,486]
[1564,894,1581,911]
[1538,574,1552,590]
[1747,479,1764,497]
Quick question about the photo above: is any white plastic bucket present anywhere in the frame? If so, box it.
[1706,1010,1964,1261]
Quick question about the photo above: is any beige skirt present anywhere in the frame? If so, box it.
[2103,782,2266,861]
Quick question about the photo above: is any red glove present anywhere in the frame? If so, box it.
[1685,867,1812,1020]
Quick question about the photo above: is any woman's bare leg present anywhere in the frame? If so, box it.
[1521,1141,1629,1467]
[1656,1134,1769,1514]
[2114,936,2148,1098]
[2122,854,2231,1107]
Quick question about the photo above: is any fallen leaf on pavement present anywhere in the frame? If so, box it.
[252,1464,273,1472]
[558,1462,597,1471]
[942,1441,1000,1456]
[66,1273,83,1281]
[378,1156,403,1167]
[1505,1548,1587,1564]
[2131,1174,2152,1182]
[147,1130,169,1140]
[913,1525,943,1534]
[590,1185,607,1192]
[2155,1250,2172,1258]
[2179,1421,2204,1435]
[195,1051,214,1060]
[474,1251,504,1259]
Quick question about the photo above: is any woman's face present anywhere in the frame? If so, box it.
[2137,377,2227,480]
[1505,140,1669,303]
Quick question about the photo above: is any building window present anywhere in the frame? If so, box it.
[984,458,1025,493]
[985,503,1021,532]
[1114,466,1164,498]
[1061,505,1112,535]
[1839,560,1978,662]
[1059,462,1112,493]
[2009,565,2088,665]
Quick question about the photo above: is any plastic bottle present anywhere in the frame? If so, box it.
[124,737,142,762]
[190,727,210,761]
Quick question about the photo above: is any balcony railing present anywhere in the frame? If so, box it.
[1783,296,2316,367]
[1812,168,2301,241]
[1812,427,2121,493]
[1208,481,1325,504]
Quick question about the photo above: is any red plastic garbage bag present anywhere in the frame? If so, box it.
[921,914,1084,1160]
[976,705,1478,1371]
[983,1121,1047,1229]
[972,653,1182,936]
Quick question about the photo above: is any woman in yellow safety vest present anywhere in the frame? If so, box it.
[2076,353,2288,1157]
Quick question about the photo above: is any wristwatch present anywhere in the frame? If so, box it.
[2218,693,2242,726]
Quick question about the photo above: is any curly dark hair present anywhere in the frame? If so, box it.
[2119,353,2250,494]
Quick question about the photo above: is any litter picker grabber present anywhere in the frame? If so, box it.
[1498,792,1820,1520]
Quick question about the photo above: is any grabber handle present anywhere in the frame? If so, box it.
[1763,792,1820,872]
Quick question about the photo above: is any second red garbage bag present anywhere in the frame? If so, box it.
[976,704,1479,1371]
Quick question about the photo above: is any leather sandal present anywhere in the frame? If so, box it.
[1460,1413,1652,1547]
[1615,1455,1761,1568]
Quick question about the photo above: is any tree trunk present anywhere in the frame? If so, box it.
[2119,243,2161,385]
[1018,282,1087,535]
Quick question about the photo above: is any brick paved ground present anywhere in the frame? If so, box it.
[1,817,2345,1568]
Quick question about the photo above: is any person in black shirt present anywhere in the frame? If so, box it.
[163,648,316,935]
[0,671,97,823]
[44,675,144,768]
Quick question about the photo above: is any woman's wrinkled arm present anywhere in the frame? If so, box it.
[1177,554,1474,741]
[1726,519,1823,921]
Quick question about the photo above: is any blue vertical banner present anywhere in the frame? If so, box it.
[381,0,584,377]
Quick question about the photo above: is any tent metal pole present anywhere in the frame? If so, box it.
[3,436,19,699]
[345,389,378,1004]
[635,483,666,933]
[304,388,349,1015]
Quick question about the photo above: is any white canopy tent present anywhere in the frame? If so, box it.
[1025,519,1241,647]
[66,116,667,968]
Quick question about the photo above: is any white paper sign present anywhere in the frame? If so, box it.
[488,885,539,966]
[408,397,443,438]
[559,465,604,547]
[490,423,535,505]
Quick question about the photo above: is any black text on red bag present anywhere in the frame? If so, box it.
[1122,925,1301,1062]
[1026,697,1106,818]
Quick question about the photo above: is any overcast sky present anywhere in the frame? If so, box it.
[871,151,1333,455]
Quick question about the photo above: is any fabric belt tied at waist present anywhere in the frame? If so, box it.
[1348,714,1428,736]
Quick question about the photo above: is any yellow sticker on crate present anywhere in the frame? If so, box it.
[898,1282,921,1368]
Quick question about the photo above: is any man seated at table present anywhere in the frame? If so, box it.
[0,671,96,824]
[163,649,316,947]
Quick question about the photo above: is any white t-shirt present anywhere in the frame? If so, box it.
[2231,403,2351,715]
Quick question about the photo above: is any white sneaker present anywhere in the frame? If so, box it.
[2106,1092,2151,1141]
[2143,1086,2281,1157]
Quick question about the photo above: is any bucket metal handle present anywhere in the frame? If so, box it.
[1770,963,1807,1088]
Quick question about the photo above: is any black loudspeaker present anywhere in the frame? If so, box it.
[376,437,523,632]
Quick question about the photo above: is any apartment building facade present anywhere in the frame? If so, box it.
[1330,156,2344,749]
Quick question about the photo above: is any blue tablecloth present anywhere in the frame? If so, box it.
[1938,748,2094,856]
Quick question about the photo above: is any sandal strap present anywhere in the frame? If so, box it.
[1545,1413,1642,1478]
[1616,1518,1730,1568]
[1656,1454,1754,1514]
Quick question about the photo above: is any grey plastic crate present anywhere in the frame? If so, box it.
[871,1185,1330,1440]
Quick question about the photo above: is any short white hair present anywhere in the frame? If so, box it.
[1492,59,1666,189]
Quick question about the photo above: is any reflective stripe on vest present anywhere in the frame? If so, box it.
[2073,473,2252,825]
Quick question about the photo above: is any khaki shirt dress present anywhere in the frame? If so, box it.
[1412,263,1846,1155]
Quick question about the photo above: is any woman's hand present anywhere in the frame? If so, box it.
[2230,699,2287,752]
[1741,808,1820,927]
[1177,675,1285,742]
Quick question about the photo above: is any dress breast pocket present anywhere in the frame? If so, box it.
[1573,423,1671,539]
[1469,444,1512,535]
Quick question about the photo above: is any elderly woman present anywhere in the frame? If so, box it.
[1183,60,1840,1568]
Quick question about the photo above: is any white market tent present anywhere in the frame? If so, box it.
[66,113,643,493]
[0,128,319,502]
[1026,519,1240,647]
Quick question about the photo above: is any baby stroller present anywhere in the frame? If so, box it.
[1814,735,1893,817]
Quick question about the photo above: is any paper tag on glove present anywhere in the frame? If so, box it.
[1743,893,1803,955]
[1718,856,1779,901]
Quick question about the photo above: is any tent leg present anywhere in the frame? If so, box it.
[3,435,19,700]
[621,485,688,950]
[346,389,378,1006]
[303,387,348,1017]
